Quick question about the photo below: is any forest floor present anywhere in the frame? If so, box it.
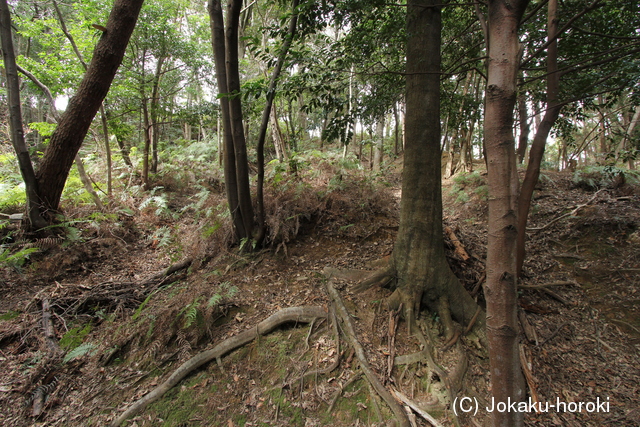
[1,159,639,427]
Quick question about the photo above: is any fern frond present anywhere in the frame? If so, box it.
[63,342,97,363]
[207,294,222,308]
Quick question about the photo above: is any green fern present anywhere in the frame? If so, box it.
[207,294,222,308]
[63,342,97,363]
[183,304,199,329]
[0,247,39,269]
[179,297,202,329]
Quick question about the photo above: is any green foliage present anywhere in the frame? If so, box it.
[448,171,486,203]
[132,291,157,322]
[0,246,39,270]
[150,226,173,248]
[0,310,20,321]
[59,324,92,350]
[177,296,203,329]
[0,182,26,211]
[63,342,97,364]
[28,122,57,138]
[572,166,639,190]
[207,281,238,307]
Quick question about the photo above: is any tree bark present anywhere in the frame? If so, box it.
[393,0,481,334]
[15,64,105,211]
[0,0,48,230]
[484,0,529,426]
[516,85,530,164]
[225,0,254,239]
[373,114,384,172]
[255,0,300,246]
[516,0,562,277]
[35,0,144,214]
[209,0,246,239]
[53,0,113,198]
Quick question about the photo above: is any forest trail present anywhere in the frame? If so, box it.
[1,165,639,426]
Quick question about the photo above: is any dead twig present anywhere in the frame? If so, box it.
[519,345,540,410]
[540,322,570,346]
[391,389,444,427]
[518,309,539,345]
[387,304,402,381]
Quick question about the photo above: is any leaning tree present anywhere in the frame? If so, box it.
[34,0,144,217]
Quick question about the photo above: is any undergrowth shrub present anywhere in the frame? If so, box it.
[448,170,487,203]
[262,150,395,248]
[572,165,639,190]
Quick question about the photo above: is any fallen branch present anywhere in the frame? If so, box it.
[444,226,470,262]
[519,345,540,410]
[518,309,539,345]
[528,190,602,233]
[392,389,444,427]
[42,299,62,357]
[519,284,571,305]
[110,306,326,427]
[325,280,410,427]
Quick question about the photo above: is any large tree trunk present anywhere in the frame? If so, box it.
[0,0,48,230]
[516,0,562,277]
[392,0,481,333]
[484,0,529,426]
[34,0,144,214]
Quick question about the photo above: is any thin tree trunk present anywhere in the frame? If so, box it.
[0,0,48,230]
[624,106,639,169]
[373,115,384,171]
[150,56,166,174]
[393,102,400,156]
[516,0,562,277]
[516,84,530,164]
[16,65,104,211]
[484,0,528,426]
[142,99,152,189]
[255,0,299,246]
[225,0,254,239]
[210,0,244,237]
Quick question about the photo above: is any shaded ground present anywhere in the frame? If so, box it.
[1,164,639,426]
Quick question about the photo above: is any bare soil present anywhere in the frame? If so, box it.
[1,165,639,427]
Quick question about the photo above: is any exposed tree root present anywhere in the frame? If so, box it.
[518,309,539,344]
[325,280,411,427]
[110,306,326,427]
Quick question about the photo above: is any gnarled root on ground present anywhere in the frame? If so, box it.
[110,306,326,427]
